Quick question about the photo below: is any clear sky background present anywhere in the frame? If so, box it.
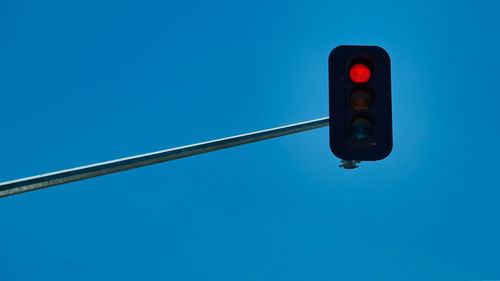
[1,0,500,280]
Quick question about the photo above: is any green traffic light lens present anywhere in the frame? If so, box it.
[351,117,374,140]
[350,89,373,111]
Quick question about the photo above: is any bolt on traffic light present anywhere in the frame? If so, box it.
[329,45,392,161]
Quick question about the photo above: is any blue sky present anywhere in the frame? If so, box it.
[1,0,500,280]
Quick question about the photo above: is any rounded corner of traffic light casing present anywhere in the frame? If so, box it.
[328,45,392,161]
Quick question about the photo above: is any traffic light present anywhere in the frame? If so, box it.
[329,45,392,161]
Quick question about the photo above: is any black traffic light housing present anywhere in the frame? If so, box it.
[329,45,392,161]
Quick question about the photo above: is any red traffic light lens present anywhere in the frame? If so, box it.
[349,64,371,83]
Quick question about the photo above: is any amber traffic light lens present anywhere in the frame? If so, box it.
[351,117,374,140]
[349,63,371,83]
[350,89,373,111]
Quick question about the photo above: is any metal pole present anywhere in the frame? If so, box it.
[0,117,329,198]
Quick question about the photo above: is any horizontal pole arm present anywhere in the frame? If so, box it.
[0,117,329,198]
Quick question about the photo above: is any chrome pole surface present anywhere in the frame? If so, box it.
[0,117,329,198]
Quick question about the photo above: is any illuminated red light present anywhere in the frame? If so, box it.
[349,64,371,83]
